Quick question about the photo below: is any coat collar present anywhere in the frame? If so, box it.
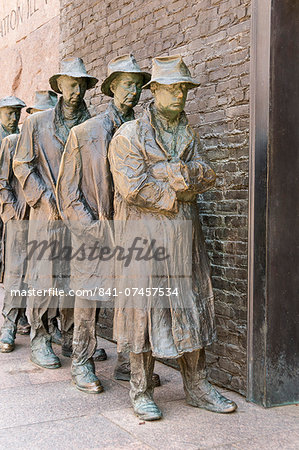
[106,100,135,132]
[145,101,194,159]
[53,97,91,145]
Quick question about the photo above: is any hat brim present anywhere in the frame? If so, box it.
[101,71,151,97]
[49,73,99,94]
[0,104,25,109]
[143,77,200,89]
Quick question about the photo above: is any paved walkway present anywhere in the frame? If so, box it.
[0,288,298,449]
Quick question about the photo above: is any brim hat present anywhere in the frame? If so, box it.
[143,55,200,89]
[26,90,58,114]
[0,96,26,109]
[101,54,151,97]
[49,57,98,94]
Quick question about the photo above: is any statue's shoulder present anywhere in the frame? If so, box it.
[72,112,112,140]
[4,133,19,147]
[26,109,53,128]
[114,118,140,139]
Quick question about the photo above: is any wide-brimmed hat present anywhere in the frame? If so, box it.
[49,57,98,94]
[26,90,58,114]
[0,96,26,109]
[144,55,199,89]
[101,54,151,97]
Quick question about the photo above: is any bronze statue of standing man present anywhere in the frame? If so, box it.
[109,56,237,420]
[0,96,27,352]
[56,54,156,393]
[13,58,97,369]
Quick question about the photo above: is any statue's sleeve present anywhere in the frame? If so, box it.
[13,117,47,207]
[109,134,177,212]
[0,138,17,222]
[185,137,216,194]
[56,128,94,225]
[56,128,109,242]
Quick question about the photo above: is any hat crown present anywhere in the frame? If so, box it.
[107,54,143,77]
[59,57,88,77]
[152,55,192,81]
[32,91,58,110]
[0,96,26,109]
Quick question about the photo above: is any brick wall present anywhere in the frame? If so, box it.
[60,0,251,394]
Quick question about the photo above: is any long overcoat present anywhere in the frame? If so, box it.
[0,134,29,290]
[0,124,19,281]
[108,103,217,359]
[56,101,132,294]
[13,99,90,289]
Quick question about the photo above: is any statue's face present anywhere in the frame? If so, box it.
[57,76,87,107]
[110,73,144,109]
[152,83,188,118]
[0,107,21,133]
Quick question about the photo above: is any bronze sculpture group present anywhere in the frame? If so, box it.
[0,54,237,420]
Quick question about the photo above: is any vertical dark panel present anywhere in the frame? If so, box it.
[248,0,299,406]
[247,0,271,406]
[266,0,299,405]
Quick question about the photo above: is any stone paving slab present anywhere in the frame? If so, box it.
[0,287,298,449]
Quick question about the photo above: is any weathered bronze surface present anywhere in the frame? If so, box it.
[56,54,150,392]
[0,96,26,287]
[0,96,27,353]
[26,90,58,115]
[109,55,237,419]
[13,57,96,368]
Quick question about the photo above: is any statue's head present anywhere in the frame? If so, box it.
[150,82,188,120]
[0,96,26,133]
[0,106,21,133]
[56,75,87,107]
[101,54,150,114]
[110,72,144,111]
[49,57,98,107]
[144,55,199,120]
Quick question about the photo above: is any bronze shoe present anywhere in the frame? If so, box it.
[93,348,107,361]
[0,341,15,353]
[31,335,61,369]
[132,395,162,421]
[71,359,103,394]
[186,379,237,413]
[0,328,16,353]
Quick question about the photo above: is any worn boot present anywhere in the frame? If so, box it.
[49,318,62,345]
[179,349,237,414]
[114,351,161,387]
[71,358,103,394]
[0,322,16,353]
[31,334,61,369]
[130,351,162,421]
[93,347,107,361]
[17,310,31,335]
[0,308,19,352]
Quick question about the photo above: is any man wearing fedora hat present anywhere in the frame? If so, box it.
[13,58,97,369]
[0,96,30,351]
[26,90,58,115]
[109,55,237,420]
[56,54,161,393]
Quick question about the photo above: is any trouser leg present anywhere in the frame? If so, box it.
[72,297,96,366]
[129,351,155,403]
[71,298,103,394]
[178,348,237,413]
[129,351,162,420]
[178,348,207,399]
[28,294,55,341]
[58,294,74,353]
